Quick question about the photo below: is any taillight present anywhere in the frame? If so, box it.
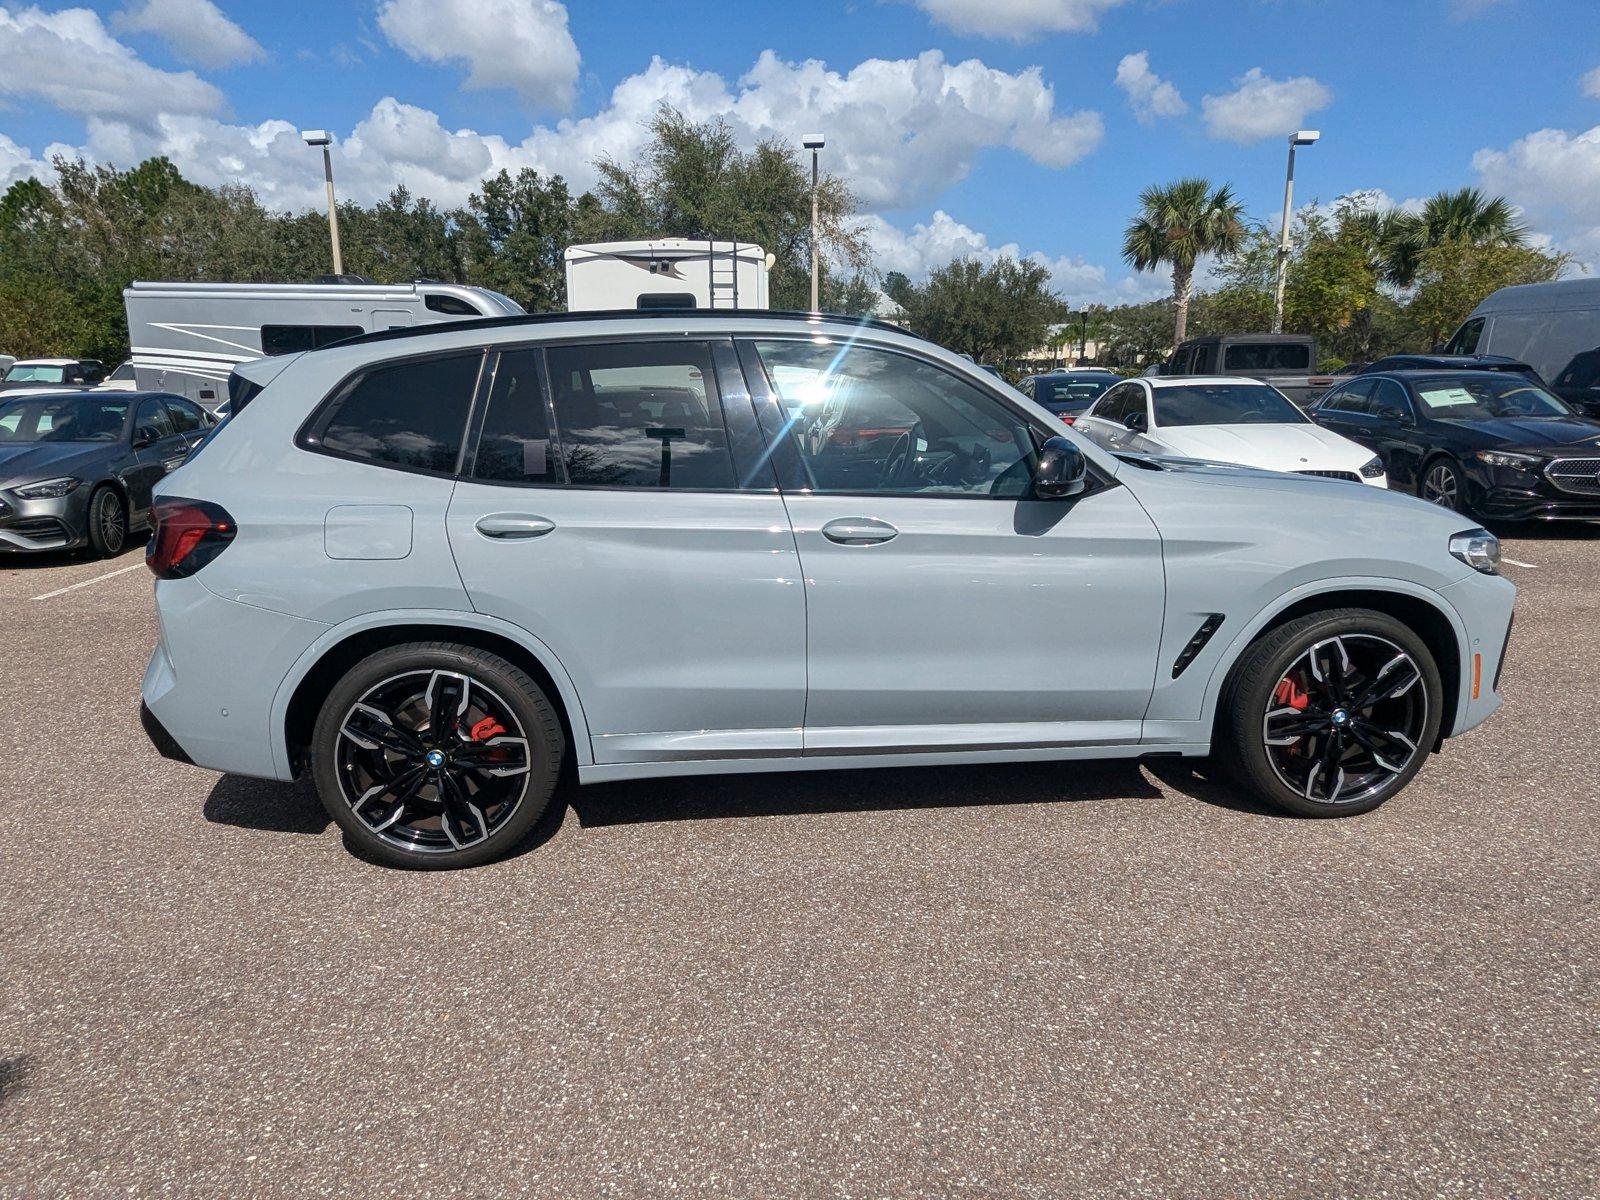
[1058,415,1076,425]
[147,497,236,579]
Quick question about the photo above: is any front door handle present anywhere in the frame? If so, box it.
[821,517,898,546]
[474,513,556,540]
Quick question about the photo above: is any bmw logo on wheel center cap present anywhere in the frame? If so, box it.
[1332,709,1351,726]
[425,749,446,768]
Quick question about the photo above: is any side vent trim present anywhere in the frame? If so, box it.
[1172,614,1226,678]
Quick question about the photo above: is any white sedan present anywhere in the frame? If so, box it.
[1074,375,1387,487]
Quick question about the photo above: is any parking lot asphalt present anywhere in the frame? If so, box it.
[0,529,1595,1199]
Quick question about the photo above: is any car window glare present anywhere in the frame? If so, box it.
[753,340,1037,498]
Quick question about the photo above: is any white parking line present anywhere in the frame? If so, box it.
[1502,557,1539,569]
[31,561,146,601]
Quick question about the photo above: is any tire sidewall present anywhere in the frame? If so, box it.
[311,643,564,869]
[1223,609,1445,818]
[86,486,126,557]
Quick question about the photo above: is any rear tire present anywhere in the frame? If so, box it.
[85,486,127,558]
[1216,609,1443,818]
[311,642,564,869]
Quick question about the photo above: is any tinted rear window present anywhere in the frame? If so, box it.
[1223,343,1311,371]
[306,352,482,475]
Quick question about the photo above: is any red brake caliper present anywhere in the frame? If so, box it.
[469,716,506,742]
[1274,676,1310,755]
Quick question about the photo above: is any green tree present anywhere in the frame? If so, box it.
[1122,178,1245,350]
[1406,240,1566,348]
[582,107,868,310]
[898,257,1067,364]
[1382,187,1527,287]
[454,168,578,311]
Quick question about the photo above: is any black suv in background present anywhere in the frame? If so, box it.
[1311,370,1600,521]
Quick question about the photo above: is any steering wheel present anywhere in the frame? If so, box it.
[877,425,922,488]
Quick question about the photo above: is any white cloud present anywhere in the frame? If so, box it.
[0,132,52,188]
[863,209,1164,306]
[0,4,224,123]
[71,49,1100,214]
[1114,52,1186,124]
[112,0,263,67]
[1582,66,1600,99]
[1200,67,1331,144]
[377,0,580,112]
[909,0,1126,40]
[1473,124,1600,268]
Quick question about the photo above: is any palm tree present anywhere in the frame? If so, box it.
[1123,178,1246,350]
[1381,188,1526,287]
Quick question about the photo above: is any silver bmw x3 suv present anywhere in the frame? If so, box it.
[140,311,1515,869]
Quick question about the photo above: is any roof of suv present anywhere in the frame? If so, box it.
[328,307,920,352]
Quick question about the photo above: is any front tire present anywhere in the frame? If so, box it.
[86,486,127,557]
[1419,456,1468,514]
[1217,609,1443,818]
[311,642,564,869]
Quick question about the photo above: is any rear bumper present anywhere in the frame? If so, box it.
[140,700,194,764]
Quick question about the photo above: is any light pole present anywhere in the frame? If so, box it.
[1272,129,1319,334]
[301,129,344,277]
[802,133,825,312]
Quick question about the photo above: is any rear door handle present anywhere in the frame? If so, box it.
[821,517,898,546]
[474,513,556,540]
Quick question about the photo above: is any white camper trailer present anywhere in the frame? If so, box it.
[564,240,770,312]
[122,280,523,406]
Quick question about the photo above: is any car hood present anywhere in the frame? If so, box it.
[1153,422,1371,470]
[0,442,112,486]
[1437,415,1600,451]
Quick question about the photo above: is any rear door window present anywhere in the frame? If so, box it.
[134,396,176,441]
[1320,378,1377,414]
[471,349,560,486]
[545,341,736,489]
[303,352,482,475]
[164,398,204,434]
[1223,343,1311,371]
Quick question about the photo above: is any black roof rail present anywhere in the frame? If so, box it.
[325,308,918,352]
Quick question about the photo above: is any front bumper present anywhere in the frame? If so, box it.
[1468,458,1600,522]
[0,488,91,551]
[1439,571,1517,738]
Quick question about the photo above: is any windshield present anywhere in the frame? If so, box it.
[1153,383,1307,427]
[1413,374,1572,420]
[1039,377,1114,408]
[0,395,129,442]
[4,364,67,383]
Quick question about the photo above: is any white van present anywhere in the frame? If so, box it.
[1443,278,1600,415]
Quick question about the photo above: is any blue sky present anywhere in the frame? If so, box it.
[1,0,1597,304]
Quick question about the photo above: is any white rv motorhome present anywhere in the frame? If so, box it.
[564,240,770,312]
[123,280,524,406]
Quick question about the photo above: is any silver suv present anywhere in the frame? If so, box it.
[140,312,1515,869]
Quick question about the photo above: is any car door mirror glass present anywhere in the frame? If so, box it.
[1377,406,1409,423]
[133,425,159,448]
[1032,436,1088,500]
[1124,410,1147,433]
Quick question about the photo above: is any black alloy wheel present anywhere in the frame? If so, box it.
[1217,609,1444,818]
[87,486,127,557]
[1261,633,1429,806]
[312,644,564,868]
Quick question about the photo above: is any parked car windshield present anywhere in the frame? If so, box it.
[1152,383,1307,427]
[0,394,130,442]
[1412,374,1572,420]
[1037,376,1115,408]
[4,364,67,383]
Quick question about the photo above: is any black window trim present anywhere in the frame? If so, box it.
[295,346,492,481]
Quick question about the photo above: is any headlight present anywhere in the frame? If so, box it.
[1475,449,1543,471]
[1449,528,1501,575]
[12,476,81,500]
[1358,455,1385,479]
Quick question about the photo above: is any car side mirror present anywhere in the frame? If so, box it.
[1032,436,1088,500]
[1124,410,1148,433]
[1377,406,1411,424]
[133,425,159,448]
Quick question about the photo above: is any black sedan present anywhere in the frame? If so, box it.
[1018,370,1120,422]
[0,391,212,556]
[1311,370,1600,521]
